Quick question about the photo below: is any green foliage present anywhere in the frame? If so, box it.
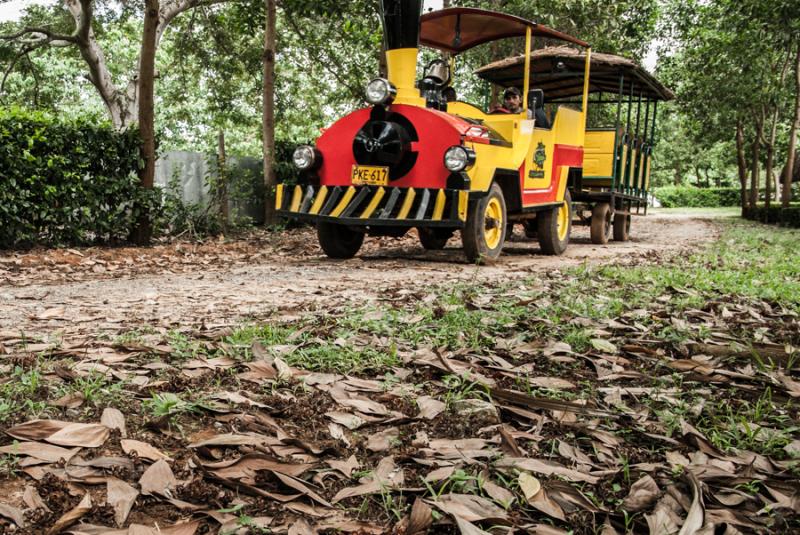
[0,363,53,424]
[658,0,799,205]
[143,393,205,420]
[654,186,741,207]
[744,205,800,228]
[697,389,798,457]
[0,107,150,248]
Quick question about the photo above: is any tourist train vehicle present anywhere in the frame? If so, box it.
[275,0,673,261]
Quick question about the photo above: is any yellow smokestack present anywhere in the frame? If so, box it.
[380,0,422,103]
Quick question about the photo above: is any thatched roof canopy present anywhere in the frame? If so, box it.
[419,8,588,54]
[474,46,674,102]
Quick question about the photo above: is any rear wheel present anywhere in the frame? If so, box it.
[590,202,612,244]
[538,191,572,255]
[613,213,631,241]
[462,183,507,263]
[418,228,453,250]
[317,222,364,259]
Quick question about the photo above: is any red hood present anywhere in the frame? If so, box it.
[315,104,473,189]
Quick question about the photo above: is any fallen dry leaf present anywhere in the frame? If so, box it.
[402,497,434,535]
[519,472,542,501]
[6,419,69,441]
[432,493,508,523]
[101,408,127,438]
[46,422,110,448]
[622,475,661,512]
[417,396,446,420]
[188,432,270,448]
[139,459,177,496]
[203,453,313,479]
[327,455,359,478]
[108,477,139,526]
[679,472,705,535]
[0,503,24,527]
[51,392,86,409]
[496,457,599,484]
[120,439,171,461]
[0,441,79,462]
[366,426,400,452]
[528,487,566,521]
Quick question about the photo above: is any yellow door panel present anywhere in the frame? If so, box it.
[584,130,616,177]
[524,130,555,190]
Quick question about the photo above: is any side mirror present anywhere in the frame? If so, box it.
[527,89,545,110]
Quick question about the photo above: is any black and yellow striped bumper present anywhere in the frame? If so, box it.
[275,184,469,228]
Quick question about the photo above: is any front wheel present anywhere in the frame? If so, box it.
[538,190,572,255]
[418,228,453,250]
[317,222,365,259]
[462,183,507,263]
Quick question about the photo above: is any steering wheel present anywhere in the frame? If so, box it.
[423,58,451,86]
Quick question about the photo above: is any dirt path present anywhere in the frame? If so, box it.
[0,211,719,341]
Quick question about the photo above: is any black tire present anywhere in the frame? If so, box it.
[590,202,612,245]
[462,182,507,263]
[418,228,453,250]
[538,190,572,255]
[317,222,365,259]
[613,213,631,242]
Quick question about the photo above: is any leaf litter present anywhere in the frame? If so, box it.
[0,218,798,533]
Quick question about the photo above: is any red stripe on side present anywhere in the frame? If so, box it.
[521,144,583,206]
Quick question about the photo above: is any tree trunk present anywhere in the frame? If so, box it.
[130,0,159,245]
[765,143,774,214]
[262,0,277,226]
[785,45,800,207]
[749,118,763,210]
[736,120,748,216]
[218,130,229,232]
[764,52,791,214]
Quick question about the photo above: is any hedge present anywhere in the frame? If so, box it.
[0,107,148,248]
[743,205,800,228]
[653,186,741,208]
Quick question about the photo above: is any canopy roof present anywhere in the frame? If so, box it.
[419,8,588,54]
[474,46,674,101]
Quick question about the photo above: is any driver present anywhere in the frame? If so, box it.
[490,87,522,114]
[502,87,523,114]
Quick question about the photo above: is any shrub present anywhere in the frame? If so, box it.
[744,205,800,228]
[0,107,147,248]
[653,186,741,208]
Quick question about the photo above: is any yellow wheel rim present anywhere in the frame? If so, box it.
[483,197,503,249]
[556,200,569,241]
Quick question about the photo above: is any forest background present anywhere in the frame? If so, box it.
[0,0,798,241]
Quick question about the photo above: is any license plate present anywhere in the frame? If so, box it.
[351,165,389,186]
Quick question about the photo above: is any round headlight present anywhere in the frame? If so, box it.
[365,78,397,105]
[292,145,315,170]
[444,146,476,172]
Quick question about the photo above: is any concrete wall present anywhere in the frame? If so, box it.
[155,151,264,224]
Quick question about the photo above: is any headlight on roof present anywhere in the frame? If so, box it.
[365,78,397,106]
[444,146,476,172]
[292,145,318,170]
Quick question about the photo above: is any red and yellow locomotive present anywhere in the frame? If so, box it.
[275,1,671,261]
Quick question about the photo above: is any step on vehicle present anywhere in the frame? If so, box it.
[275,1,672,260]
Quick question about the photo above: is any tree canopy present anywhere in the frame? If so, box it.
[0,0,797,207]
